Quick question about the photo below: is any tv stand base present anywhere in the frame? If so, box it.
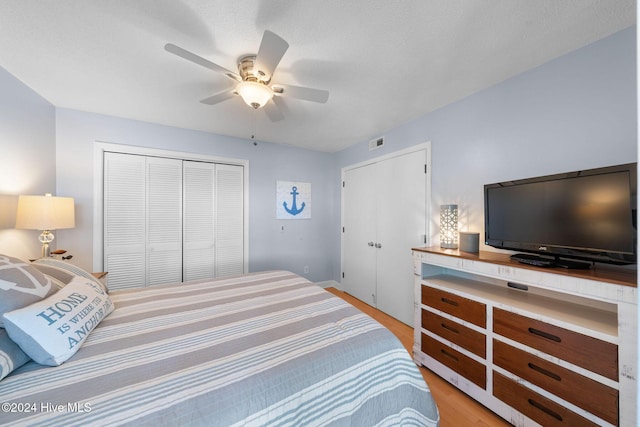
[510,253,591,269]
[413,247,637,427]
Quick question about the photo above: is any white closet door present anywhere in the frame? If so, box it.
[342,147,428,325]
[104,152,146,289]
[183,161,215,282]
[342,164,377,306]
[104,152,246,288]
[214,164,244,277]
[375,150,426,325]
[147,157,183,286]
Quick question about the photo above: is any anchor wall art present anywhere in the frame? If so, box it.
[276,181,311,219]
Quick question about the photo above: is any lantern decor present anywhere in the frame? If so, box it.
[440,204,458,249]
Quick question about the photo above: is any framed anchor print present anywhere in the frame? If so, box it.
[276,181,311,219]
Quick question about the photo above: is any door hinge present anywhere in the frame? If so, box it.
[342,226,345,233]
[342,181,345,188]
[424,164,427,174]
[342,272,345,279]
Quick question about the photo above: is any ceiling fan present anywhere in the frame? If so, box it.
[165,30,329,121]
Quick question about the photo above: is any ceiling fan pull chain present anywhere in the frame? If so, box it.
[251,109,258,145]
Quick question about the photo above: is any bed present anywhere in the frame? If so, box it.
[0,259,439,427]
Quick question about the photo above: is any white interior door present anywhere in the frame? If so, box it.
[103,150,246,289]
[183,161,215,282]
[146,157,183,286]
[342,163,377,306]
[103,152,146,289]
[341,146,428,325]
[214,164,245,277]
[375,149,426,325]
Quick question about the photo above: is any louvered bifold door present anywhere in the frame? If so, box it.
[182,161,215,281]
[146,157,183,286]
[214,164,244,277]
[104,152,146,289]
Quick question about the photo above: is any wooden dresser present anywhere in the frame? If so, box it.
[412,247,637,427]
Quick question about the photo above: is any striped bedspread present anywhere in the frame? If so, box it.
[1,271,439,426]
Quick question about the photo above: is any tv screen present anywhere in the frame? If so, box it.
[484,163,636,267]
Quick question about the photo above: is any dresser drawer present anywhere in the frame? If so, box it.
[422,333,486,389]
[494,339,618,425]
[422,310,486,358]
[422,286,486,327]
[493,372,600,427]
[493,308,618,381]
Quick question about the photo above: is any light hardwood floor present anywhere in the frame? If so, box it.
[326,287,511,427]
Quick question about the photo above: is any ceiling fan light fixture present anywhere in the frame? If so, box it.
[236,81,274,109]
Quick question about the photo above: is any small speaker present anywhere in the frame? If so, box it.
[459,232,479,253]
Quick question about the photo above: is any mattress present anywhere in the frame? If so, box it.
[1,270,439,426]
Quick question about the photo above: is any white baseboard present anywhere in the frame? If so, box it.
[315,279,341,290]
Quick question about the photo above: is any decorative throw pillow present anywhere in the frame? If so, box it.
[3,277,114,366]
[32,258,108,293]
[44,275,66,291]
[0,329,30,380]
[0,254,57,328]
[30,263,75,286]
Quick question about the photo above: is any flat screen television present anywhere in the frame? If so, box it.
[484,162,637,268]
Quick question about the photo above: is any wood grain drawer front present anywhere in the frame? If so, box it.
[493,308,618,381]
[422,286,486,328]
[493,340,618,425]
[422,310,486,358]
[421,333,486,389]
[493,372,601,427]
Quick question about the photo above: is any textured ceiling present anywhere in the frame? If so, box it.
[0,0,635,152]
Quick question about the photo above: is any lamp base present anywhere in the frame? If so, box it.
[440,243,458,249]
[38,230,54,258]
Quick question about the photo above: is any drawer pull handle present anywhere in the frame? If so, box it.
[441,323,459,334]
[528,398,563,422]
[528,363,562,381]
[441,297,459,307]
[528,327,561,343]
[440,349,459,362]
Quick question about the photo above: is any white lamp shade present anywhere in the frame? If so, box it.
[235,81,274,109]
[15,195,75,230]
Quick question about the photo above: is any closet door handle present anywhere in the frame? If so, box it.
[375,243,382,248]
[368,242,375,247]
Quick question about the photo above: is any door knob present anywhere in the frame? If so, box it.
[375,243,382,248]
[367,242,375,247]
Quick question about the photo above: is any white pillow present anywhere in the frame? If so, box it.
[2,277,114,366]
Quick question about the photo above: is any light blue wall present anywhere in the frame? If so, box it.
[0,67,56,260]
[334,26,637,257]
[1,26,635,284]
[54,109,337,282]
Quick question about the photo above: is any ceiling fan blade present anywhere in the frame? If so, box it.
[272,84,329,103]
[200,90,236,105]
[264,98,285,122]
[254,31,289,81]
[165,43,240,82]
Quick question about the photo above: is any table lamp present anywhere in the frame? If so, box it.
[440,204,459,249]
[15,194,75,258]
